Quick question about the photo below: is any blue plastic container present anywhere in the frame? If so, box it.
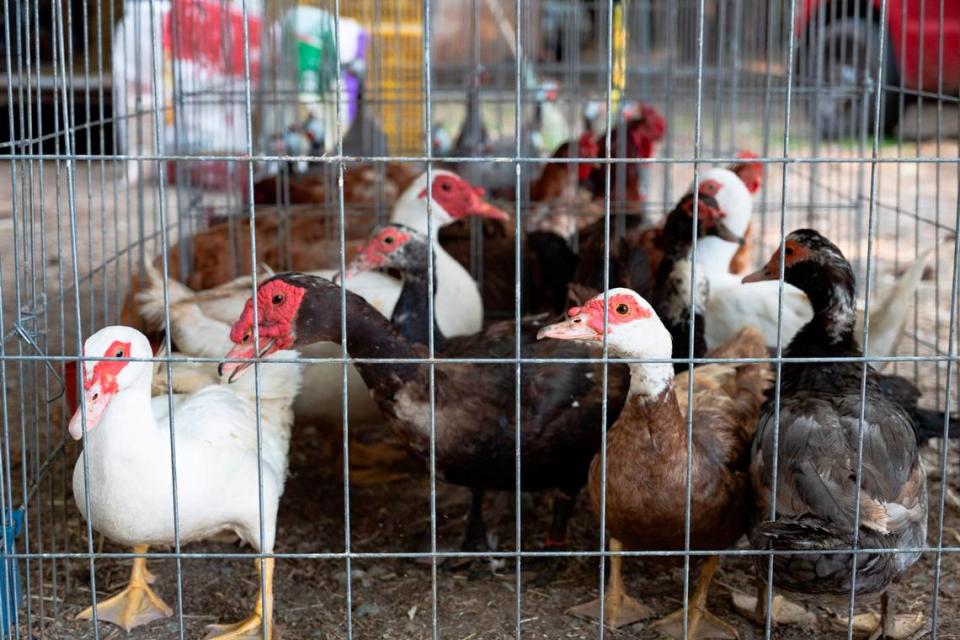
[0,509,23,637]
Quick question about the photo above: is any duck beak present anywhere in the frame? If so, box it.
[68,382,114,440]
[341,241,388,281]
[537,314,601,342]
[742,262,776,283]
[715,220,744,245]
[468,190,510,221]
[342,252,381,281]
[220,337,278,383]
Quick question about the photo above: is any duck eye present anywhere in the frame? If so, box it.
[272,294,284,305]
[785,247,794,257]
[615,303,630,315]
[384,235,395,245]
[114,349,124,358]
[441,181,452,191]
[242,332,250,343]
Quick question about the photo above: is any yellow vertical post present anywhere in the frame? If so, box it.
[340,1,425,156]
[611,0,628,114]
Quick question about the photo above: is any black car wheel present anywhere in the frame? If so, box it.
[800,17,899,140]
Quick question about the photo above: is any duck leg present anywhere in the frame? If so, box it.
[442,489,490,571]
[462,488,489,551]
[567,538,653,629]
[75,544,172,631]
[838,588,926,640]
[205,557,274,640]
[527,491,577,587]
[650,555,738,640]
[730,580,816,628]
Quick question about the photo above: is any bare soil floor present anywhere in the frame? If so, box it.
[23,421,960,640]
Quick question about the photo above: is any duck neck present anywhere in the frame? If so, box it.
[786,266,858,356]
[626,360,675,401]
[85,384,157,455]
[392,266,448,351]
[391,200,448,240]
[654,234,708,367]
[330,291,426,397]
[618,361,685,453]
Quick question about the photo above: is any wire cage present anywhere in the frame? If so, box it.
[1,0,959,638]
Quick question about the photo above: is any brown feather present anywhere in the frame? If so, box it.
[589,326,771,553]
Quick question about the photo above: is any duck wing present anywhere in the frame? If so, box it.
[674,327,771,466]
[751,385,926,594]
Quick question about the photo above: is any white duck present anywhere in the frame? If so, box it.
[71,326,302,637]
[136,170,506,429]
[689,166,936,359]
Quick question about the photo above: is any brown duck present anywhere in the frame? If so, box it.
[539,289,770,638]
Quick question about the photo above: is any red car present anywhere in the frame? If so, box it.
[796,0,960,137]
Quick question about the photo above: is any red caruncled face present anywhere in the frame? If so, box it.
[733,150,763,193]
[568,293,652,335]
[364,226,411,264]
[576,132,600,181]
[68,339,131,439]
[629,104,666,158]
[344,226,414,279]
[417,174,507,220]
[229,279,307,348]
[84,340,131,394]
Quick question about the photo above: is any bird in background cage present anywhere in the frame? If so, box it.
[70,325,302,637]
[340,58,390,159]
[698,179,942,362]
[439,102,667,318]
[439,64,559,198]
[539,290,771,638]
[733,229,928,640]
[565,147,750,310]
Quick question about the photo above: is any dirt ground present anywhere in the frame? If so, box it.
[2,134,960,639]
[10,409,960,640]
[18,419,960,640]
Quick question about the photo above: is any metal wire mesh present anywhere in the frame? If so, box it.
[0,0,958,639]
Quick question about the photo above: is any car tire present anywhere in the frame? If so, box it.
[800,16,899,140]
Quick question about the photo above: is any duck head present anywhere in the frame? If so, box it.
[343,223,429,280]
[688,168,753,241]
[220,274,344,381]
[392,170,509,231]
[625,103,666,158]
[730,150,763,194]
[743,228,854,297]
[537,288,672,359]
[662,184,743,246]
[68,326,153,440]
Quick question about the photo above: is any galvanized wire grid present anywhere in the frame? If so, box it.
[0,0,958,639]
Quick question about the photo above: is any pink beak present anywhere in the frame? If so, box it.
[220,337,279,383]
[68,382,115,440]
[536,313,601,341]
[742,266,775,284]
[468,190,510,221]
[342,249,384,280]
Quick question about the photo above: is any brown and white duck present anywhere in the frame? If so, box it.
[221,273,631,572]
[539,290,770,638]
[736,229,928,639]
